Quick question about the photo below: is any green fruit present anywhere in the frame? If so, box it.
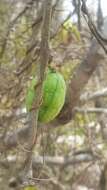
[26,69,66,123]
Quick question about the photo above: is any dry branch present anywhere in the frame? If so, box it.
[75,107,107,114]
[32,153,97,167]
[0,153,97,169]
[0,0,36,62]
[56,39,104,124]
[80,87,107,103]
[21,0,53,181]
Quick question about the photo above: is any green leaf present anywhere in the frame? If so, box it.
[23,186,38,190]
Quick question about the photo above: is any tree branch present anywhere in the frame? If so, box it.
[80,87,107,103]
[56,39,104,124]
[0,152,97,169]
[21,0,53,180]
[74,107,107,114]
[32,153,97,167]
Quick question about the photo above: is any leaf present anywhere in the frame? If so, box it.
[71,25,81,41]
[62,19,81,42]
[52,19,81,46]
[23,186,38,190]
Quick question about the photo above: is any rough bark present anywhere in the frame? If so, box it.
[56,39,104,124]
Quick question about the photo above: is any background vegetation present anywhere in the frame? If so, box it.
[0,0,107,189]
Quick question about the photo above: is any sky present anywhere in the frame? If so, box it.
[101,0,107,17]
[64,0,107,20]
[87,0,107,17]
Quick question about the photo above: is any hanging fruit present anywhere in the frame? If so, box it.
[25,69,66,123]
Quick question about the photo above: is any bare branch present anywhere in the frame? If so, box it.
[21,0,53,181]
[0,0,36,62]
[75,107,107,114]
[32,153,97,167]
[56,39,104,124]
[81,0,107,53]
[80,87,107,103]
[0,153,97,169]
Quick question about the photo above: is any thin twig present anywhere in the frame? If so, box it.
[81,0,107,54]
[0,0,36,64]
[80,87,107,103]
[75,107,107,114]
[22,0,53,181]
